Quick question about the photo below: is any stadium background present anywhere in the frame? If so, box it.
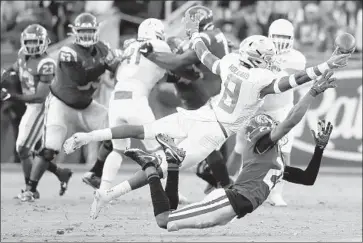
[1,0,362,167]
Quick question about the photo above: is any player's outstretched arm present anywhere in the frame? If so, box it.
[269,70,336,143]
[283,120,333,185]
[144,49,199,71]
[260,53,350,97]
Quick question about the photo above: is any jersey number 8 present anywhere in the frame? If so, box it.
[218,74,242,114]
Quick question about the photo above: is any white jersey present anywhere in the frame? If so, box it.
[260,49,306,112]
[209,53,276,133]
[114,39,171,97]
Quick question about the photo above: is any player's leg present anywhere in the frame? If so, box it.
[15,104,45,198]
[23,95,70,201]
[80,100,110,188]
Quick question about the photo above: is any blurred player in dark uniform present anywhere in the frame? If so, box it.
[124,70,336,231]
[1,24,72,200]
[20,13,123,201]
[141,6,232,193]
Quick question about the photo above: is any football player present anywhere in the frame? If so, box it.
[98,18,171,193]
[63,13,349,217]
[123,74,334,231]
[226,19,307,206]
[1,24,73,200]
[142,6,233,193]
[19,13,124,201]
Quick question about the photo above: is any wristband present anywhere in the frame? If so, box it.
[273,78,282,93]
[317,62,330,73]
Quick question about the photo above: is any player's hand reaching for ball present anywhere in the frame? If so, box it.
[63,132,93,154]
[311,120,333,149]
[309,70,337,97]
[183,12,201,38]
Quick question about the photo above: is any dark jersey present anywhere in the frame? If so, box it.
[227,127,285,212]
[50,41,119,109]
[170,28,229,110]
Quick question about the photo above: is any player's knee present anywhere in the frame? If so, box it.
[16,146,31,159]
[155,212,169,229]
[39,148,58,162]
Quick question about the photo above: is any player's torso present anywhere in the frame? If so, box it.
[210,53,273,130]
[115,40,169,97]
[52,42,109,108]
[261,49,306,112]
[234,136,284,210]
[17,51,52,97]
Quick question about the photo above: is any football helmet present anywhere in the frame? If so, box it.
[268,19,294,54]
[184,5,214,31]
[239,35,276,69]
[20,24,50,55]
[70,13,99,47]
[137,18,165,41]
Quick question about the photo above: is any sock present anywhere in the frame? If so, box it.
[99,151,122,191]
[27,180,38,193]
[25,177,30,186]
[206,150,231,188]
[90,140,113,177]
[147,172,170,216]
[165,164,179,210]
[47,162,59,176]
[107,181,132,200]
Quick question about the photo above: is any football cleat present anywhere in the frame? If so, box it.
[82,172,101,189]
[15,189,40,200]
[124,148,161,170]
[90,189,113,220]
[58,168,73,196]
[20,191,36,202]
[155,133,186,165]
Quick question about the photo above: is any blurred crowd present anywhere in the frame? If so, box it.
[1,0,362,53]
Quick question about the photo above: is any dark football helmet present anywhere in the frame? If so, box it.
[70,13,99,47]
[20,24,50,55]
[184,5,214,31]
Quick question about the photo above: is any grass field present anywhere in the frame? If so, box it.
[1,163,362,242]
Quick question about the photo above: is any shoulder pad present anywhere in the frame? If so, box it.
[58,46,78,62]
[37,57,56,75]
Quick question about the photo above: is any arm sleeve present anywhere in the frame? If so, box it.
[283,146,324,185]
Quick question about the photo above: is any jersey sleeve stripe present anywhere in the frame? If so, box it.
[199,33,212,46]
[288,75,298,88]
[200,51,209,64]
[212,60,220,74]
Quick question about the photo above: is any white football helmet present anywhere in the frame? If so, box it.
[137,18,165,41]
[268,19,294,54]
[239,35,276,69]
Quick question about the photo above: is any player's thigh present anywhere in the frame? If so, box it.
[143,112,189,140]
[16,104,45,150]
[180,121,227,170]
[81,100,108,131]
[42,94,70,151]
[167,189,236,231]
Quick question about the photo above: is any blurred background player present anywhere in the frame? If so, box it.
[143,5,233,194]
[97,18,171,193]
[1,24,72,200]
[20,13,123,201]
[226,19,307,206]
[123,70,336,231]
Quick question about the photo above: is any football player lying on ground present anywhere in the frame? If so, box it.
[123,74,335,231]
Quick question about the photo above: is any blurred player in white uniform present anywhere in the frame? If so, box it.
[99,18,171,191]
[226,19,306,206]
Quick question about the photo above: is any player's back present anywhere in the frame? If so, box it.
[17,49,55,98]
[233,127,284,210]
[261,49,306,112]
[210,53,275,132]
[115,39,171,97]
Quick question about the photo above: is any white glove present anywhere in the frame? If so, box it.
[63,132,93,154]
[1,88,11,101]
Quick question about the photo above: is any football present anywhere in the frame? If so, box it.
[334,32,356,54]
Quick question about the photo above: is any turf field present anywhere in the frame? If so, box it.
[1,163,362,242]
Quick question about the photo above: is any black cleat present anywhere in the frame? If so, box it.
[82,172,101,189]
[155,133,186,165]
[58,168,73,196]
[124,148,160,170]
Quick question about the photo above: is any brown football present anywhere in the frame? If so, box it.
[334,32,356,54]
